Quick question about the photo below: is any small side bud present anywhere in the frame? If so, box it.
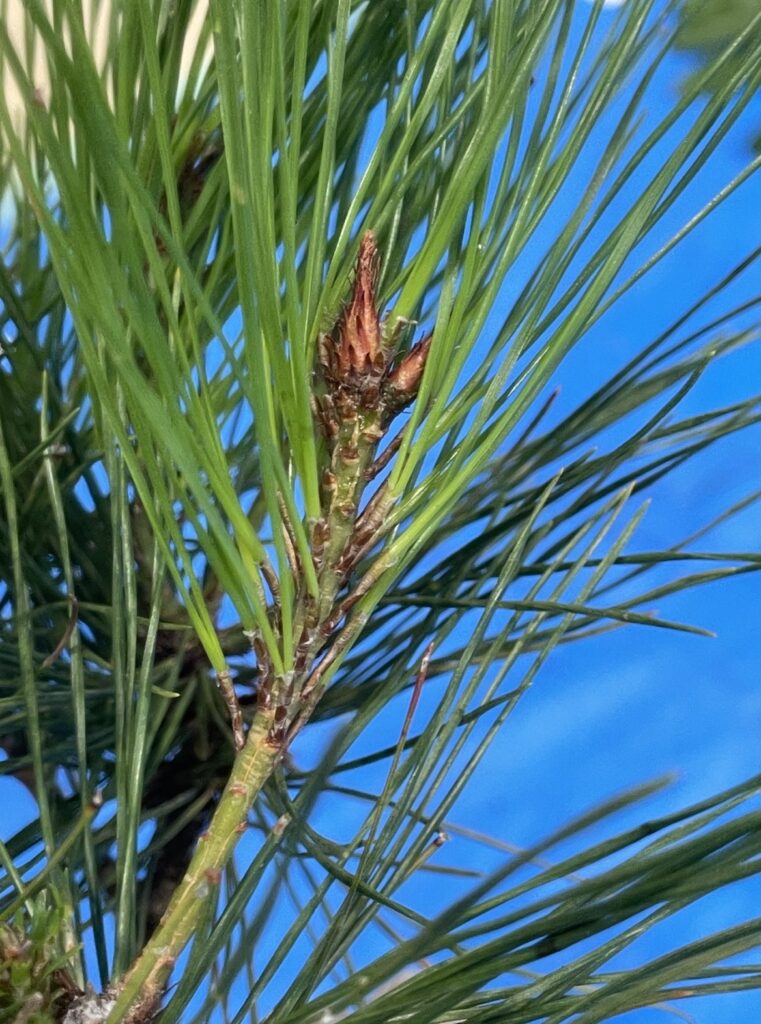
[383,334,432,419]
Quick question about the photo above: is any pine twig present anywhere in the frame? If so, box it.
[107,710,284,1022]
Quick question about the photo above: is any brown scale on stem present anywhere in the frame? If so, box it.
[251,635,275,713]
[310,518,329,573]
[216,670,244,752]
[277,493,301,581]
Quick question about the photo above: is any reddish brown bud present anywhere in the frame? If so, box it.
[383,334,432,417]
[320,232,387,400]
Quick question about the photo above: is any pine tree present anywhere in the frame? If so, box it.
[2,2,761,1022]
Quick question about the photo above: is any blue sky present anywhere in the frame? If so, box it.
[290,10,761,1021]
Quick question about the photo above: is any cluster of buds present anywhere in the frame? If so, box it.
[317,231,432,434]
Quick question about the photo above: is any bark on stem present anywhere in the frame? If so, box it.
[106,709,280,1023]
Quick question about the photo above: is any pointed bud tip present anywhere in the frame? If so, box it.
[324,232,384,385]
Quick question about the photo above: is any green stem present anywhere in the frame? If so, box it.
[111,412,381,1021]
[107,709,279,1022]
[318,413,379,620]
